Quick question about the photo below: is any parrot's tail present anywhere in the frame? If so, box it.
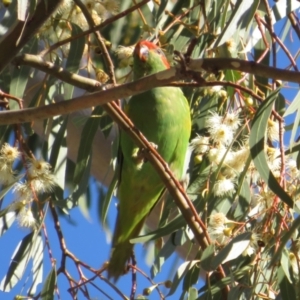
[107,240,134,281]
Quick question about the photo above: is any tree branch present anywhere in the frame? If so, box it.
[6,55,300,125]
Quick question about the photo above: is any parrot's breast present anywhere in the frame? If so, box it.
[116,86,191,242]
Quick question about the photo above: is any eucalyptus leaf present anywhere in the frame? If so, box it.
[0,232,34,292]
[28,233,43,295]
[167,260,199,297]
[64,22,85,99]
[211,232,252,270]
[0,210,16,237]
[277,266,296,300]
[212,0,253,48]
[249,90,293,208]
[73,106,102,185]
[41,266,57,300]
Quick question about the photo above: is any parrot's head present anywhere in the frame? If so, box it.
[133,41,170,80]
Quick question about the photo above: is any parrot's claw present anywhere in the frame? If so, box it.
[148,142,158,150]
[132,143,158,170]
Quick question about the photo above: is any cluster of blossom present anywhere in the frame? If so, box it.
[0,143,56,230]
[191,109,244,197]
[208,212,261,256]
[40,0,119,47]
[191,105,300,265]
[114,45,135,68]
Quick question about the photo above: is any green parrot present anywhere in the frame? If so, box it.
[108,40,191,280]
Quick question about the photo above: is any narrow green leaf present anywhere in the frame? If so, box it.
[271,214,300,265]
[183,259,200,293]
[187,287,198,300]
[41,266,57,300]
[211,232,252,270]
[0,65,11,92]
[65,23,85,72]
[249,91,293,208]
[284,90,300,149]
[9,38,38,110]
[49,116,68,171]
[198,266,253,299]
[48,116,68,194]
[227,285,251,300]
[284,90,300,117]
[275,93,286,117]
[0,211,16,237]
[0,232,34,292]
[28,234,43,295]
[100,170,118,225]
[67,153,91,213]
[233,158,252,221]
[280,248,292,284]
[277,266,296,300]
[0,176,22,200]
[253,39,270,96]
[200,245,215,272]
[131,191,206,243]
[272,1,300,23]
[150,236,177,278]
[99,108,114,138]
[167,260,199,296]
[212,0,253,48]
[224,69,241,97]
[64,22,85,99]
[73,107,102,184]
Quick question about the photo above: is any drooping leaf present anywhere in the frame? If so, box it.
[212,0,254,48]
[100,170,118,225]
[210,232,252,270]
[167,260,199,297]
[28,233,43,295]
[284,90,300,149]
[41,266,57,300]
[271,1,300,23]
[182,256,200,293]
[280,248,292,284]
[0,232,34,292]
[64,22,85,99]
[249,90,293,208]
[271,214,300,265]
[0,211,16,237]
[67,153,91,216]
[277,266,296,300]
[198,266,253,299]
[49,116,68,194]
[200,244,215,272]
[185,287,198,300]
[9,37,38,110]
[73,106,102,185]
[150,235,177,278]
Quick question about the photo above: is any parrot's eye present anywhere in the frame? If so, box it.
[154,48,165,57]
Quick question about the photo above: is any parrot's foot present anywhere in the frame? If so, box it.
[132,143,158,170]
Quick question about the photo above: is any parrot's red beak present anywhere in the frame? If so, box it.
[135,42,149,62]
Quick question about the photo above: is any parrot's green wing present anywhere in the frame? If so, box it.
[107,41,191,280]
